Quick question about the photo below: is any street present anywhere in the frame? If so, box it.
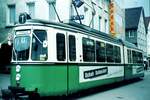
[0,71,150,100]
[78,70,150,100]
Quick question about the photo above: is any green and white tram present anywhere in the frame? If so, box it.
[2,19,144,98]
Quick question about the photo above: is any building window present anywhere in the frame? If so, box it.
[84,6,89,24]
[27,3,35,18]
[91,16,94,29]
[8,4,16,24]
[82,37,95,62]
[104,19,107,33]
[69,35,76,61]
[49,2,56,21]
[129,30,134,38]
[56,33,66,61]
[99,16,101,31]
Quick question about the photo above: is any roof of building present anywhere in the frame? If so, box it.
[125,7,146,30]
[145,17,150,28]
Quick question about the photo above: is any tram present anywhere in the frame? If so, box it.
[2,19,144,99]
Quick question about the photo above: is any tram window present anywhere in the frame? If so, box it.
[132,51,137,63]
[114,46,121,63]
[127,49,132,63]
[106,44,114,62]
[96,41,106,62]
[82,38,95,62]
[13,35,30,60]
[31,30,48,61]
[56,33,66,61]
[69,35,76,61]
[137,52,143,63]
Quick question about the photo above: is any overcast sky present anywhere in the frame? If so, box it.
[115,0,150,17]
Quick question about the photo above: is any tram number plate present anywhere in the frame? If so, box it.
[84,67,108,79]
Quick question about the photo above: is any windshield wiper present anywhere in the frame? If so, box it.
[33,32,43,44]
[13,47,18,62]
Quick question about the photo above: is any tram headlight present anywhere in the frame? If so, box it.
[16,65,21,72]
[16,74,21,81]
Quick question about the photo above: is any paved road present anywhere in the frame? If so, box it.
[0,71,150,100]
[78,70,150,100]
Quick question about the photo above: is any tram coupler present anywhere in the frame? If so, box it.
[1,86,40,100]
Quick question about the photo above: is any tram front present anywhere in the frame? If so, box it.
[2,25,49,99]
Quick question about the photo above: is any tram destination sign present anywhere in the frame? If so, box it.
[84,67,108,79]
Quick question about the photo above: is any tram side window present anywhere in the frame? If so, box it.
[31,30,48,61]
[82,38,95,62]
[137,52,143,64]
[106,44,114,62]
[69,35,76,61]
[132,51,137,63]
[96,41,106,62]
[127,49,132,63]
[56,33,66,61]
[114,46,121,63]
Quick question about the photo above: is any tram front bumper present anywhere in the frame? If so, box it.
[1,86,40,99]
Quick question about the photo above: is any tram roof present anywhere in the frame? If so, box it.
[16,19,121,44]
[15,19,142,51]
[120,39,143,52]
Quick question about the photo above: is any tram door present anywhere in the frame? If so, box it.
[67,32,79,93]
[55,30,68,94]
[55,31,78,94]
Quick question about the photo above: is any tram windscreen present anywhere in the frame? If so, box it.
[31,30,48,61]
[13,31,30,61]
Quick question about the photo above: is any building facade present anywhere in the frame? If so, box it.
[109,0,125,40]
[0,0,126,45]
[145,17,150,67]
[70,0,110,34]
[0,0,109,44]
[125,7,147,58]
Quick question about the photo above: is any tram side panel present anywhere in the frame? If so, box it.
[67,34,124,94]
[124,46,132,80]
[124,46,144,80]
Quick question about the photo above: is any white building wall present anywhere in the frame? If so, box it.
[0,0,112,43]
[147,23,150,56]
[35,0,49,20]
[6,0,50,23]
[137,12,147,56]
[0,1,7,28]
[3,0,111,33]
[56,0,71,22]
[70,0,110,34]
